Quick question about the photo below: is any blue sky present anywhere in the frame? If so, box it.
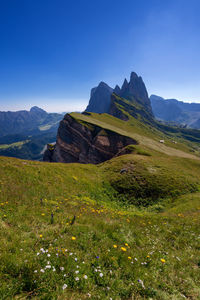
[0,0,200,112]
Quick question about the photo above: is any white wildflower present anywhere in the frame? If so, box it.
[138,279,145,289]
[45,265,51,269]
[62,283,67,290]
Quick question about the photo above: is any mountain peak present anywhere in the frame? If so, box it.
[121,78,129,92]
[130,71,138,82]
[85,82,113,113]
[30,106,46,113]
[113,85,121,95]
[85,71,153,117]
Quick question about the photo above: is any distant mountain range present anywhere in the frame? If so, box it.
[0,106,63,160]
[150,95,200,129]
[0,106,63,137]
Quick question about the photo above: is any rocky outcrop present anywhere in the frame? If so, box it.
[111,72,153,117]
[109,93,155,125]
[43,114,138,164]
[85,82,113,113]
[85,72,153,120]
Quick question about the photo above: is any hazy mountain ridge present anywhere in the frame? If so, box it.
[150,95,200,129]
[0,106,63,160]
[0,106,63,137]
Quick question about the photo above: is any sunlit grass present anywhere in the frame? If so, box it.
[0,155,199,299]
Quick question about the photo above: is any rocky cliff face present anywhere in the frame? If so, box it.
[115,72,153,116]
[44,114,137,164]
[85,72,153,119]
[85,82,113,113]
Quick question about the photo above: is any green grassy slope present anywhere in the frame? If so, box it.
[0,154,200,299]
[71,112,200,159]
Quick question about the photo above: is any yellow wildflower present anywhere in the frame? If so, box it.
[128,256,132,260]
[113,245,117,248]
[160,258,166,263]
[39,234,43,238]
[71,236,76,240]
[121,247,127,252]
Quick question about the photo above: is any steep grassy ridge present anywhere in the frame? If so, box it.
[71,112,200,159]
[0,154,200,299]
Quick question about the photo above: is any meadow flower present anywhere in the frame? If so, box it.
[60,267,64,271]
[99,273,103,277]
[62,283,67,290]
[75,270,79,274]
[121,247,127,252]
[40,269,45,273]
[39,234,43,238]
[113,245,117,248]
[71,236,76,240]
[87,293,91,298]
[75,277,79,281]
[45,265,51,269]
[47,254,51,257]
[83,275,88,279]
[128,256,132,260]
[138,279,145,289]
[160,258,166,263]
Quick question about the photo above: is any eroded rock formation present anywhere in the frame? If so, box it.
[43,114,137,164]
